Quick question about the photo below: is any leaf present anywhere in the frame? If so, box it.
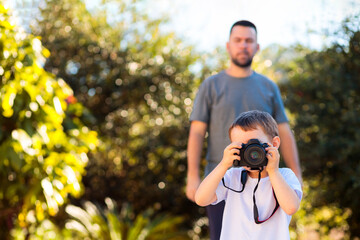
[7,146,23,171]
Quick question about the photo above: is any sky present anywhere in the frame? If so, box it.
[8,0,360,52]
[140,0,359,51]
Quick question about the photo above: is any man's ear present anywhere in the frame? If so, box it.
[272,136,280,149]
[255,43,260,54]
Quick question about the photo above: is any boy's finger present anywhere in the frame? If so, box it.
[267,148,279,158]
[265,146,276,152]
[230,148,241,156]
[230,142,243,148]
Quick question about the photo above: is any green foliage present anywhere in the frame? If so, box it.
[0,3,98,237]
[289,182,351,239]
[279,16,360,237]
[11,219,68,240]
[10,199,189,240]
[64,198,190,240]
[33,0,218,227]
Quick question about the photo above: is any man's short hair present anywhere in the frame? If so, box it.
[230,20,257,35]
[228,110,279,139]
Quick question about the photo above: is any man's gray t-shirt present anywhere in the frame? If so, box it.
[190,70,288,175]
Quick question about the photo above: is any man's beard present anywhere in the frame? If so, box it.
[231,57,253,68]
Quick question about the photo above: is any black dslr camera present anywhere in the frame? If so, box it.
[233,139,269,169]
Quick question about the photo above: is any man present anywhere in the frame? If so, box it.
[186,20,302,240]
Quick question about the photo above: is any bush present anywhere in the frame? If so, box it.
[279,16,360,237]
[0,4,98,238]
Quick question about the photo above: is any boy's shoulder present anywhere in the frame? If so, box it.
[278,168,298,181]
[278,168,303,199]
[278,167,295,175]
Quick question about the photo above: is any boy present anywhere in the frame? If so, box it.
[195,110,302,240]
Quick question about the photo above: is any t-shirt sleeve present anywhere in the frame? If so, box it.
[212,169,231,205]
[189,78,212,123]
[271,83,288,124]
[281,168,303,200]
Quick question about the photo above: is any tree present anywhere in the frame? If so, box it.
[279,16,360,237]
[32,0,222,232]
[0,3,98,238]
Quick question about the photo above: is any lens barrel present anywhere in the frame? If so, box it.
[233,139,268,168]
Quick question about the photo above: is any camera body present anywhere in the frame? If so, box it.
[233,139,269,169]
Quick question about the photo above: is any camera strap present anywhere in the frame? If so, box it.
[253,169,279,224]
[222,168,279,224]
[222,169,248,193]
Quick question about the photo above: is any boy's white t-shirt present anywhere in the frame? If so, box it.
[213,167,302,240]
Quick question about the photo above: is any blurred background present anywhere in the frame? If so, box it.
[1,0,360,239]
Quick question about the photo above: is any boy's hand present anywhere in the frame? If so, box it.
[265,144,280,174]
[221,143,242,169]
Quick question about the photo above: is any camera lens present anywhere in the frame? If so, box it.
[244,146,266,165]
[239,139,269,168]
[250,150,261,160]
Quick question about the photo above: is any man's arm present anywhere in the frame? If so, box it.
[278,122,303,184]
[186,120,207,202]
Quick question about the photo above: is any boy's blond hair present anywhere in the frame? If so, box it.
[228,110,279,139]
